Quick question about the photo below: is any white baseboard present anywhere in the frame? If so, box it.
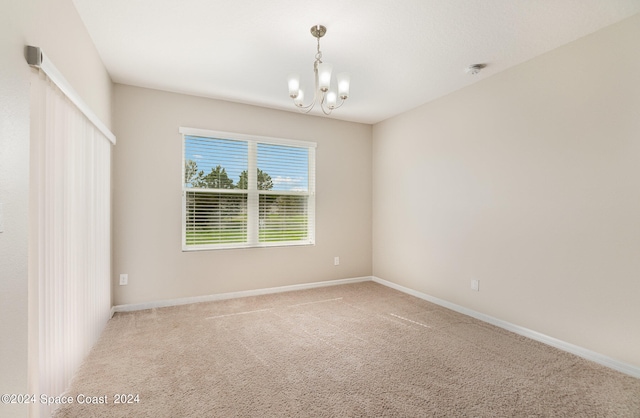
[112,276,372,313]
[372,276,640,379]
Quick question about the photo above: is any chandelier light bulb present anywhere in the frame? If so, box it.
[287,74,300,98]
[294,90,304,106]
[337,73,350,99]
[326,91,337,109]
[317,63,333,92]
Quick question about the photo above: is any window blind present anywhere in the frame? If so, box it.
[257,143,313,243]
[181,128,315,250]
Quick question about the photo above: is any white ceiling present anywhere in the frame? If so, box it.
[72,0,640,124]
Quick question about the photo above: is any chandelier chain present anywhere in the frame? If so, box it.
[315,36,322,63]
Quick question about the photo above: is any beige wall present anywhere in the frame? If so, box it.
[373,14,640,367]
[0,0,112,415]
[112,85,372,306]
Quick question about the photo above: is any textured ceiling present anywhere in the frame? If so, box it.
[72,0,640,124]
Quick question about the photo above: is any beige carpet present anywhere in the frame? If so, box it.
[54,282,639,417]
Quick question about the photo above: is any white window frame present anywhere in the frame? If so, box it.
[180,127,316,251]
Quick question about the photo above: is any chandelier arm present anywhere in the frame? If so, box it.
[296,104,315,114]
[294,92,318,113]
[319,93,334,115]
[291,65,321,112]
[319,93,349,114]
[293,93,316,111]
[292,91,319,112]
[330,97,347,110]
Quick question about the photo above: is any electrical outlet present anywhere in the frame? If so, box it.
[119,274,128,285]
[471,279,479,291]
[334,256,340,266]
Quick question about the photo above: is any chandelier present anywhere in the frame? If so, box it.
[287,25,350,115]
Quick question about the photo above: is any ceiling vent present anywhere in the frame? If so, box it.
[466,64,487,75]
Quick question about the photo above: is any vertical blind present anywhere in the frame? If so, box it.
[30,70,112,417]
[181,128,316,250]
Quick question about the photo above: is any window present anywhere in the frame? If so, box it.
[180,127,316,250]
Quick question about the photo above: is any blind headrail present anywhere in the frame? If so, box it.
[26,45,116,145]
